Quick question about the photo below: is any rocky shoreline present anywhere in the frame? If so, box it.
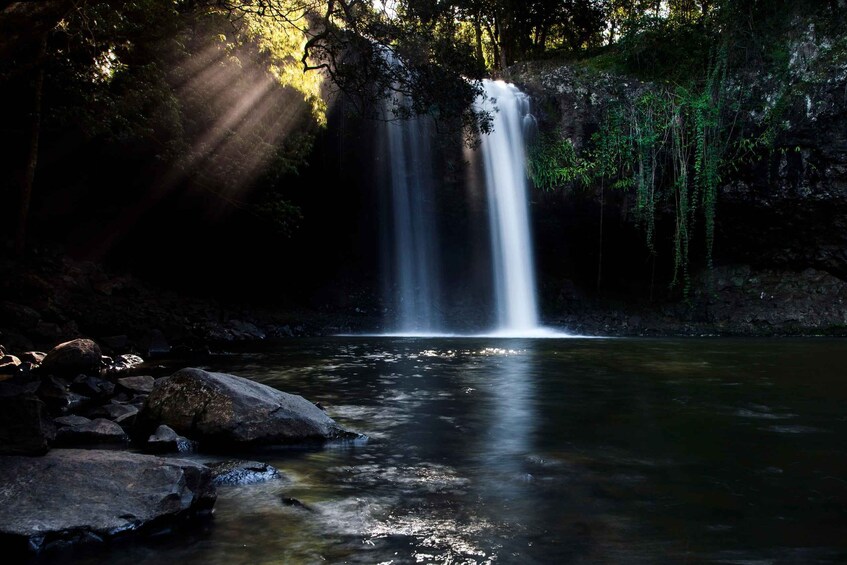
[4,253,847,347]
[0,337,362,558]
[542,265,847,337]
[0,253,349,356]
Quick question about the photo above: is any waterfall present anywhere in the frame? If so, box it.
[478,80,540,334]
[381,97,442,334]
[380,78,546,336]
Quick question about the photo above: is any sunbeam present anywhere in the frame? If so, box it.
[82,13,327,257]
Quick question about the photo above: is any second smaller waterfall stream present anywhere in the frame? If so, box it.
[383,104,442,334]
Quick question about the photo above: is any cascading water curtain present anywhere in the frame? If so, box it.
[379,52,444,334]
[477,80,541,334]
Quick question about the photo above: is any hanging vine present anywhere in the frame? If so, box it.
[527,46,731,296]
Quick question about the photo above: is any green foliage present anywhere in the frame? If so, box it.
[525,0,845,296]
[290,0,489,138]
[528,48,730,294]
[607,16,717,82]
[251,190,305,236]
[528,136,594,188]
[22,0,332,235]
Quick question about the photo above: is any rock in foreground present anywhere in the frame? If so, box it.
[137,368,357,447]
[0,449,216,555]
[40,338,102,376]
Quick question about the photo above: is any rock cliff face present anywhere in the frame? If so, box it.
[717,27,847,280]
[507,28,847,334]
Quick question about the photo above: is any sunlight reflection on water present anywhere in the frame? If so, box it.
[57,337,847,565]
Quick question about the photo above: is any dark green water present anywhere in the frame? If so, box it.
[67,338,847,563]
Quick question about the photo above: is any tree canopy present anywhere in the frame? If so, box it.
[1,0,842,253]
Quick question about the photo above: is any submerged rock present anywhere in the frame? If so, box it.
[280,497,313,511]
[137,367,358,448]
[40,339,102,376]
[207,460,282,486]
[0,449,216,555]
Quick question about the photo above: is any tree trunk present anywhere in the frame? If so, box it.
[16,35,47,256]
[537,26,547,53]
[493,15,508,70]
[474,14,484,64]
[497,16,511,69]
[483,18,501,71]
[499,43,508,70]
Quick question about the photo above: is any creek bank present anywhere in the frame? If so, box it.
[0,336,360,558]
[5,250,846,338]
[0,253,382,357]
[547,266,847,336]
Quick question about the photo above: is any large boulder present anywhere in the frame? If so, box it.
[0,449,216,555]
[40,338,102,376]
[137,368,357,447]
